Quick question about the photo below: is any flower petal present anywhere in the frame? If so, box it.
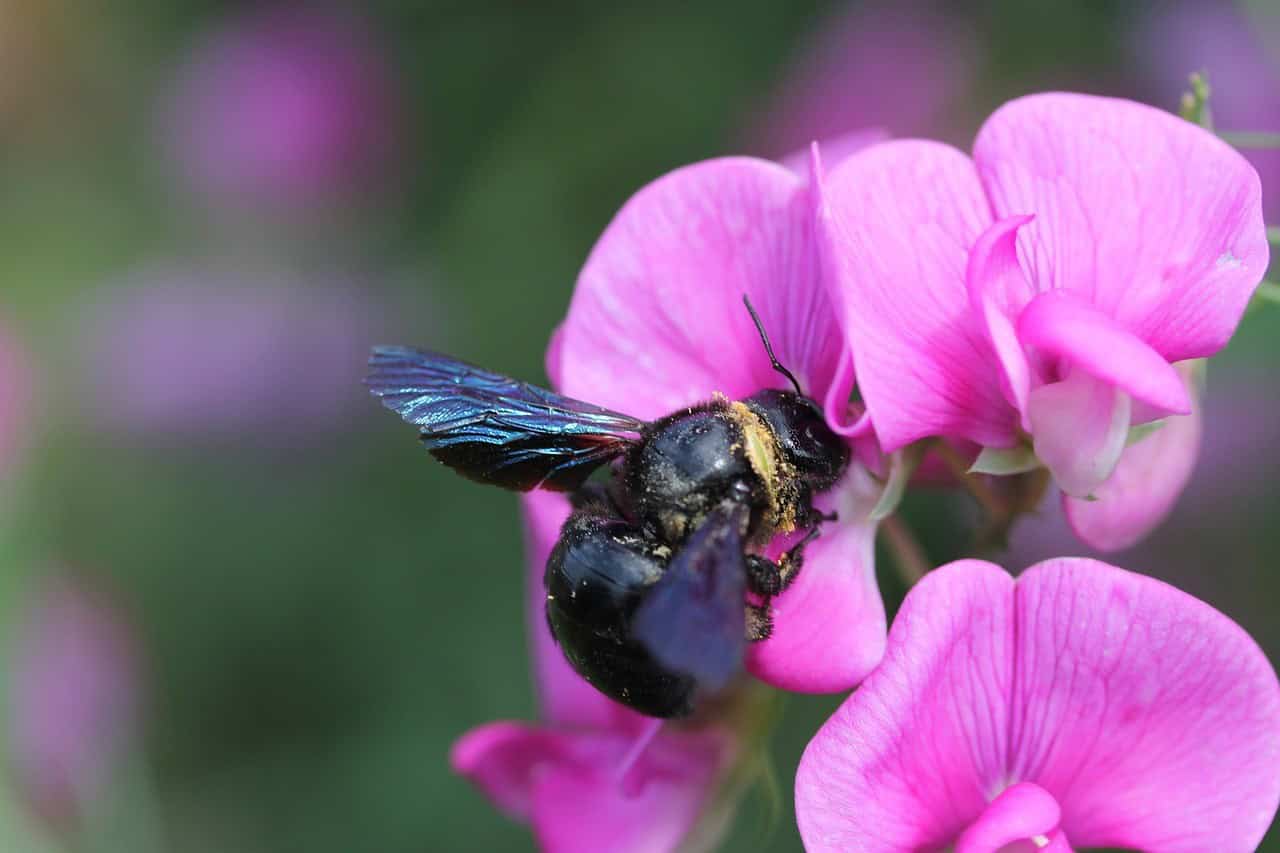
[795,560,1014,852]
[1016,290,1190,415]
[1027,368,1131,498]
[746,465,886,693]
[450,721,568,821]
[973,92,1269,362]
[557,157,845,425]
[1064,361,1203,551]
[965,215,1036,423]
[529,730,726,853]
[798,557,1280,853]
[1009,558,1280,852]
[820,140,1014,451]
[777,129,888,177]
[521,492,646,731]
[954,782,1062,853]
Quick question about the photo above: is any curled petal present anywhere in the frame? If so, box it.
[1027,369,1131,499]
[974,92,1269,362]
[965,214,1036,424]
[1010,559,1280,852]
[746,465,886,693]
[557,157,846,427]
[1017,290,1190,415]
[1065,361,1203,551]
[953,782,1062,853]
[820,140,1015,451]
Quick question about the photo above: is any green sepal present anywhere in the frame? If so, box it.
[969,444,1041,476]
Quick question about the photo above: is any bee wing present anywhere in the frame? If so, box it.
[366,346,645,491]
[631,503,747,691]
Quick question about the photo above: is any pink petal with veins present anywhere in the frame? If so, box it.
[796,558,1280,852]
[820,140,1014,451]
[973,92,1268,362]
[557,157,843,425]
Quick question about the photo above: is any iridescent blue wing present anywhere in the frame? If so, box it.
[365,346,646,491]
[631,503,747,691]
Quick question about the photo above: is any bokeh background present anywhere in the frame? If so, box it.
[0,1,1277,850]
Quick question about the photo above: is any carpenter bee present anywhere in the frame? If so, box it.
[366,298,850,718]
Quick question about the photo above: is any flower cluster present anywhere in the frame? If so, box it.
[455,92,1279,851]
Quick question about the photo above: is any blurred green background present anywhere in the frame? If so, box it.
[0,1,1277,850]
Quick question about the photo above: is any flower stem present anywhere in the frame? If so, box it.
[880,514,931,586]
[1255,281,1280,308]
[1220,130,1280,149]
[1268,226,1279,247]
[930,439,1009,520]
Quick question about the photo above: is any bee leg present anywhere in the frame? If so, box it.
[745,603,773,642]
[776,526,823,591]
[797,504,838,527]
[745,554,783,597]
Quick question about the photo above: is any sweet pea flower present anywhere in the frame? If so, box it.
[451,492,735,853]
[549,154,888,693]
[86,261,389,443]
[821,93,1269,549]
[744,0,975,159]
[7,576,140,829]
[796,558,1280,852]
[160,3,400,212]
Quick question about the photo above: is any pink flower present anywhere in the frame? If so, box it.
[7,576,140,829]
[85,261,389,443]
[821,92,1269,549]
[451,492,734,853]
[796,558,1280,852]
[550,154,887,693]
[743,0,975,159]
[159,4,400,211]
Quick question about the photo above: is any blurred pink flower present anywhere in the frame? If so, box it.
[550,155,887,693]
[8,575,139,829]
[1132,0,1280,220]
[87,261,386,442]
[160,3,400,211]
[821,92,1268,549]
[796,558,1280,852]
[743,0,974,159]
[451,492,733,853]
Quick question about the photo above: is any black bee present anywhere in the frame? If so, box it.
[366,298,850,718]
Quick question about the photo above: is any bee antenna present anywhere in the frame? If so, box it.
[742,294,803,396]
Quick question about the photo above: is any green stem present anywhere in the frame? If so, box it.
[930,439,1009,520]
[1255,281,1280,307]
[1268,226,1279,247]
[1219,130,1280,149]
[880,514,931,586]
